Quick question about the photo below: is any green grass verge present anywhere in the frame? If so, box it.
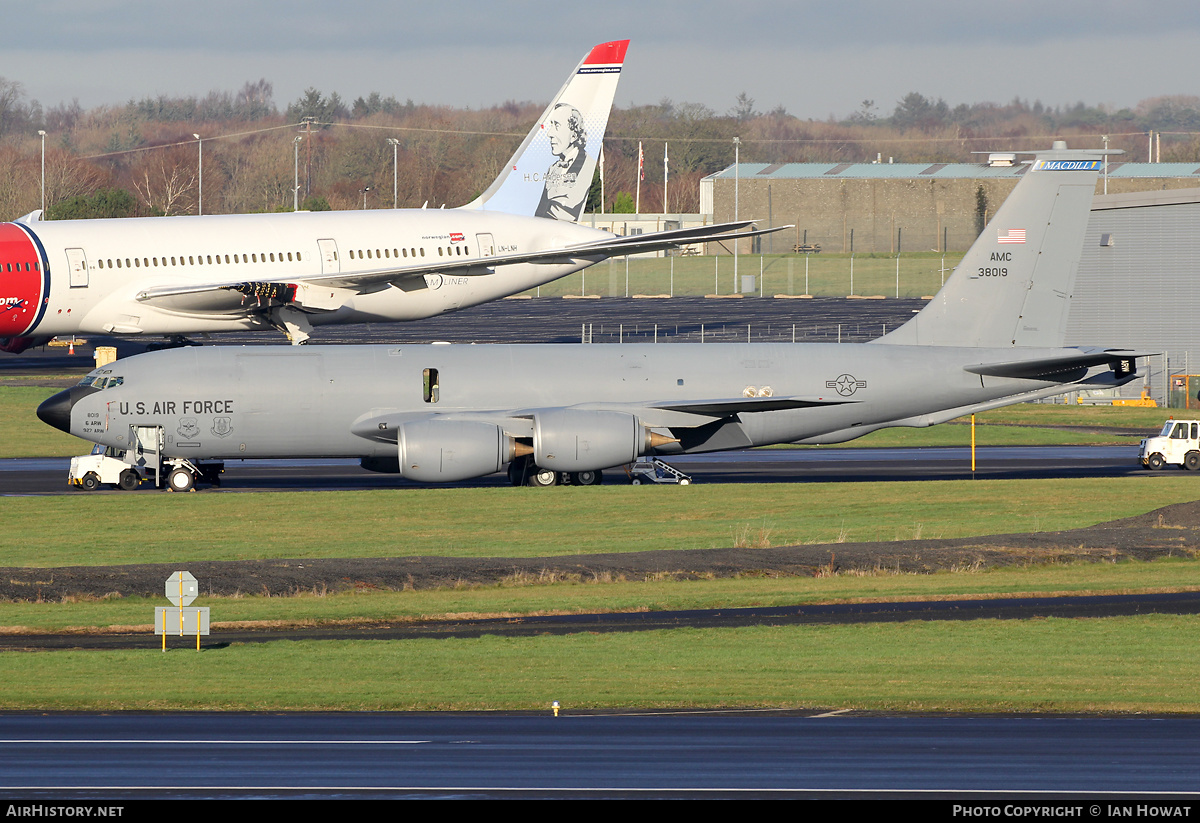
[4,615,1198,712]
[2,380,1193,714]
[4,477,1199,567]
[5,555,1199,633]
[961,404,1169,429]
[0,386,94,457]
[3,474,1199,712]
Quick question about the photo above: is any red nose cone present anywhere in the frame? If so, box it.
[0,223,46,338]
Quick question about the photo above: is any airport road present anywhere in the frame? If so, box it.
[2,712,1198,799]
[0,445,1143,495]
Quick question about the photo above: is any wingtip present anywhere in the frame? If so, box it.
[584,40,630,65]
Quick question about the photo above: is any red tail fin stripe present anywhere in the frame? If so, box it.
[583,40,629,66]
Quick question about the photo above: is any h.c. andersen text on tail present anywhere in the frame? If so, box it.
[878,141,1106,349]
[462,40,629,222]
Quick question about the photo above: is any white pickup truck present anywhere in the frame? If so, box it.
[1139,419,1200,470]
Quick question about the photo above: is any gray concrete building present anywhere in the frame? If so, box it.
[704,159,1200,256]
[702,160,1200,405]
[1070,188,1200,407]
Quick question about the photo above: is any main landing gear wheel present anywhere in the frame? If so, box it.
[1148,453,1166,471]
[80,472,101,492]
[527,467,558,487]
[507,460,527,487]
[167,467,195,492]
[117,469,140,491]
[569,470,603,486]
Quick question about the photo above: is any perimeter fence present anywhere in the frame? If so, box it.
[522,252,963,300]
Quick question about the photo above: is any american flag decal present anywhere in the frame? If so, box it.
[997,228,1026,244]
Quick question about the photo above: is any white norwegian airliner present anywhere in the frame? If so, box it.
[0,40,777,352]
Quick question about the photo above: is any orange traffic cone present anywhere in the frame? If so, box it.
[68,340,74,355]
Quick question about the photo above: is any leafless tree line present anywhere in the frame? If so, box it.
[1,76,1198,221]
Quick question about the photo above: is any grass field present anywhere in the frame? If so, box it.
[518,252,962,299]
[5,477,1199,567]
[0,386,94,457]
[5,548,1200,633]
[5,384,1200,713]
[2,475,1199,711]
[5,615,1200,713]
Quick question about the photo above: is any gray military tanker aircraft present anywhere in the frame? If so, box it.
[39,142,1143,491]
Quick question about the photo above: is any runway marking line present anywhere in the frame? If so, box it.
[2,739,431,745]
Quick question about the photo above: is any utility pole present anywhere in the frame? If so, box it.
[193,133,202,216]
[733,136,741,292]
[387,138,400,208]
[38,130,45,215]
[293,136,303,211]
[301,116,315,197]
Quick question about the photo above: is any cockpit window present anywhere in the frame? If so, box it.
[77,375,124,390]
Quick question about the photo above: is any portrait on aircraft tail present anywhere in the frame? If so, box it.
[535,103,591,221]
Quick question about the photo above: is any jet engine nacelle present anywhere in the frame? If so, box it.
[397,419,519,482]
[533,409,651,471]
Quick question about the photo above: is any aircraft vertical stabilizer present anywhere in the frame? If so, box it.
[461,40,629,221]
[877,143,1103,348]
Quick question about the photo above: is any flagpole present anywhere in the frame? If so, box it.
[600,144,605,214]
[636,141,643,215]
[664,142,669,215]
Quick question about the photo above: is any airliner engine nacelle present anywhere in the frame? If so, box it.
[532,409,653,472]
[397,419,521,483]
[0,335,49,354]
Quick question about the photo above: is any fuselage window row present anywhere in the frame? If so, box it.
[91,252,306,270]
[348,247,439,261]
[31,244,480,271]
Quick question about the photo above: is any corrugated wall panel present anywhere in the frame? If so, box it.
[1069,202,1200,402]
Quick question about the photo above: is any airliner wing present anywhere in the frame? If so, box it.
[134,220,786,314]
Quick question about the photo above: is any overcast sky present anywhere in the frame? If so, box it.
[5,1,1199,120]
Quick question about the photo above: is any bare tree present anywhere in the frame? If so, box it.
[44,149,107,206]
[130,145,197,215]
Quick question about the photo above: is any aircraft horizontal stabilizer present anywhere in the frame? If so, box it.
[964,349,1149,381]
[565,221,789,256]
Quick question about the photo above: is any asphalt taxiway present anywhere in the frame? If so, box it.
[0,445,1146,495]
